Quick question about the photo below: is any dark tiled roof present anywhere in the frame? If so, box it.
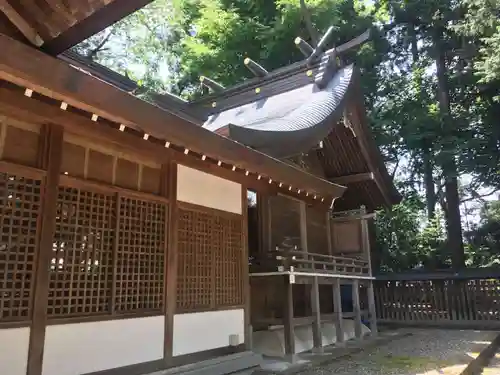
[202,65,353,158]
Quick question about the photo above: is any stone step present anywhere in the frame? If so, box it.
[149,351,263,375]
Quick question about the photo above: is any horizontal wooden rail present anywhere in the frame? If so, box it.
[250,248,370,277]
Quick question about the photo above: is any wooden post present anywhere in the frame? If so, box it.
[300,201,322,351]
[311,276,323,353]
[257,193,272,254]
[283,275,296,360]
[326,210,333,255]
[367,280,378,336]
[164,161,178,365]
[333,278,344,345]
[360,205,378,335]
[27,124,63,375]
[352,280,363,339]
[242,187,252,349]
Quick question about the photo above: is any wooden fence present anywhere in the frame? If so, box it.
[374,269,500,328]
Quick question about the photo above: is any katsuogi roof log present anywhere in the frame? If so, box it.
[200,76,225,92]
[244,58,268,77]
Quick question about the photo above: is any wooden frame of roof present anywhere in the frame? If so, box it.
[0,33,346,203]
[0,0,153,55]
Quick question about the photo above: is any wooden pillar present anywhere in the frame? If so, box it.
[352,280,363,339]
[360,205,378,335]
[164,161,178,365]
[257,193,271,254]
[367,280,378,336]
[326,210,333,255]
[27,124,63,375]
[311,276,323,352]
[300,201,322,351]
[283,275,296,359]
[333,278,344,345]
[242,187,252,349]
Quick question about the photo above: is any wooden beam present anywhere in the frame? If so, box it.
[42,0,154,55]
[326,211,333,255]
[0,85,274,195]
[164,161,178,365]
[0,34,345,199]
[27,124,63,375]
[331,172,374,185]
[0,0,44,46]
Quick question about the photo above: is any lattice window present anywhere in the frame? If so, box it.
[47,187,115,317]
[177,207,243,311]
[214,217,243,306]
[115,197,166,313]
[177,209,213,310]
[0,173,41,322]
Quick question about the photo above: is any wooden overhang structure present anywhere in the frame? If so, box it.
[185,26,401,357]
[0,6,356,375]
[0,0,154,54]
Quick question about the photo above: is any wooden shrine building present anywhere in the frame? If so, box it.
[0,1,398,374]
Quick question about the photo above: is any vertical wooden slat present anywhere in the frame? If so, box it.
[241,187,251,349]
[164,161,178,365]
[283,275,295,358]
[27,124,63,375]
[333,278,344,344]
[352,279,362,339]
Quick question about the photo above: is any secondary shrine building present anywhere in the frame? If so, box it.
[0,1,399,375]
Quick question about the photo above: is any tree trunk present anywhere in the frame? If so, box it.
[433,29,465,270]
[409,25,436,220]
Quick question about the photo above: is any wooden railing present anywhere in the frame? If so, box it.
[374,269,500,328]
[250,248,370,277]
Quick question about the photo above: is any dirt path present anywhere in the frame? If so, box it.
[295,329,498,375]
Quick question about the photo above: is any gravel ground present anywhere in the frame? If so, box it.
[482,351,500,374]
[296,329,498,375]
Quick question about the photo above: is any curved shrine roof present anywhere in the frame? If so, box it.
[203,65,354,158]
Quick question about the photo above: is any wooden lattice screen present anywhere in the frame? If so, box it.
[177,206,243,312]
[48,187,115,317]
[115,197,166,312]
[0,172,41,322]
[47,185,167,318]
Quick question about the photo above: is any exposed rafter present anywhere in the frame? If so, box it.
[0,0,44,46]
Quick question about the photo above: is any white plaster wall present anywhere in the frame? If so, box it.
[42,316,164,375]
[173,309,245,356]
[0,327,30,375]
[177,165,242,214]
